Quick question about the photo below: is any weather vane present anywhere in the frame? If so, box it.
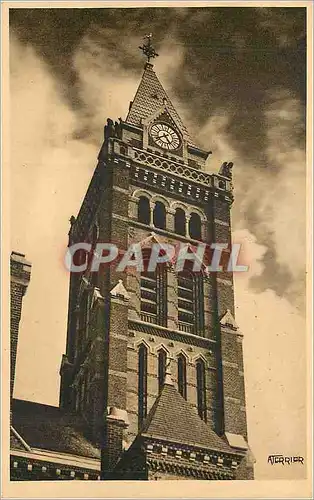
[139,33,159,63]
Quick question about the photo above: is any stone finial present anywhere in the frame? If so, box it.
[92,287,104,308]
[219,309,238,330]
[110,279,130,301]
[107,406,129,426]
[164,359,173,386]
[225,432,248,451]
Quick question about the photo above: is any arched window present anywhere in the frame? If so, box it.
[174,208,186,236]
[189,213,202,240]
[196,359,207,421]
[138,196,150,225]
[153,201,166,230]
[177,354,187,399]
[158,349,167,392]
[138,344,148,429]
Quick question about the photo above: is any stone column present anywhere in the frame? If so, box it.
[166,207,175,233]
[185,214,191,239]
[149,200,155,228]
[129,196,139,221]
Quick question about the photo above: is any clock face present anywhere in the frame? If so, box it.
[150,123,181,150]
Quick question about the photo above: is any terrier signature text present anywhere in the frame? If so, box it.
[268,455,304,465]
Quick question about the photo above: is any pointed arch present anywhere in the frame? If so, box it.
[155,343,170,355]
[193,353,208,366]
[174,348,190,363]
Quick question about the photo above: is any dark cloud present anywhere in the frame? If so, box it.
[9,7,306,155]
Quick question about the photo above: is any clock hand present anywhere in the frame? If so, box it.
[165,135,172,144]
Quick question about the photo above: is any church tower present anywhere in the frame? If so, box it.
[60,35,254,480]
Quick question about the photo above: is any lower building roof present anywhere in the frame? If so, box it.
[11,399,100,460]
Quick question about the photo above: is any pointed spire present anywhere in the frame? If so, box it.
[126,60,197,148]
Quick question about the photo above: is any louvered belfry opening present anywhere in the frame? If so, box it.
[177,267,205,336]
[140,249,167,326]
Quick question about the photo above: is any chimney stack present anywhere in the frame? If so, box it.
[10,252,31,401]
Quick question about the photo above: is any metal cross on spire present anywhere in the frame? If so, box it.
[139,33,159,63]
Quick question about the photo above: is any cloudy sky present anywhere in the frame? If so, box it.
[9,6,307,480]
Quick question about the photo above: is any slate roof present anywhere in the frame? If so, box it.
[141,382,235,455]
[11,399,100,459]
[126,63,197,148]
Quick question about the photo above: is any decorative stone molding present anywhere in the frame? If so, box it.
[133,148,213,187]
[225,432,248,451]
[219,309,238,330]
[92,287,104,308]
[107,407,130,426]
[110,280,130,301]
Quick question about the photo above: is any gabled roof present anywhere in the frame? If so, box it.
[140,381,234,455]
[126,63,197,148]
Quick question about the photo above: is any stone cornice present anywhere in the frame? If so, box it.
[128,319,216,348]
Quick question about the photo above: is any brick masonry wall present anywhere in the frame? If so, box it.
[60,131,252,478]
[126,330,218,443]
[10,253,31,399]
[211,196,249,440]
